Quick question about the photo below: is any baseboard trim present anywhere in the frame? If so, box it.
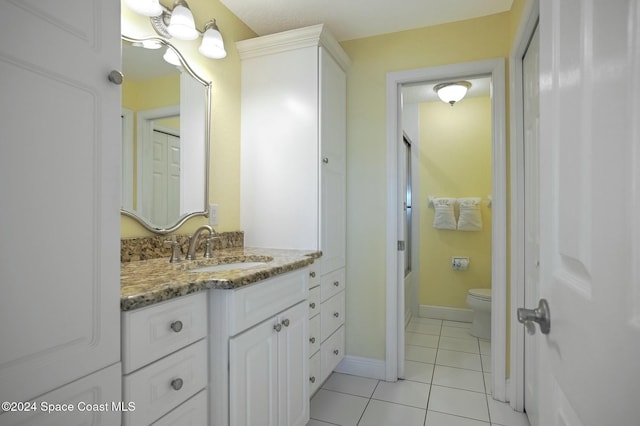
[419,304,474,323]
[334,355,386,380]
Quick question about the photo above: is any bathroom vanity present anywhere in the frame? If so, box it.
[120,246,319,426]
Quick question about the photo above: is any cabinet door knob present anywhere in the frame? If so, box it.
[309,302,316,309]
[108,70,123,85]
[309,337,316,344]
[310,376,316,383]
[333,281,340,287]
[333,349,340,356]
[310,271,316,278]
[273,323,282,332]
[333,312,340,318]
[170,378,184,391]
[170,320,183,333]
[322,157,329,164]
[282,318,290,327]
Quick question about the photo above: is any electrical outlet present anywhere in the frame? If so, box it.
[209,204,219,226]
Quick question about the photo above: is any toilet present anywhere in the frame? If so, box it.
[467,288,492,339]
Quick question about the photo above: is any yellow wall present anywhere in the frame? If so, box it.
[341,12,515,360]
[419,97,492,309]
[120,0,256,237]
[122,73,180,111]
[119,0,527,364]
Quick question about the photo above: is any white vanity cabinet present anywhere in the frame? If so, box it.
[237,24,349,395]
[209,268,309,426]
[121,292,208,426]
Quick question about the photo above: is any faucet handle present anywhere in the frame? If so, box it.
[203,236,220,259]
[164,238,182,263]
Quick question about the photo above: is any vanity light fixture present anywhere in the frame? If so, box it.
[434,81,472,106]
[126,0,227,59]
[125,0,162,17]
[199,20,227,59]
[166,0,199,40]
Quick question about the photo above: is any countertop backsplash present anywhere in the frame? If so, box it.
[121,231,245,262]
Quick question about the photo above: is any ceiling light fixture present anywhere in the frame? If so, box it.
[434,81,472,106]
[125,0,227,60]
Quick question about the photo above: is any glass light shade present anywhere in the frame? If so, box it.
[141,39,162,49]
[167,4,199,40]
[162,47,181,66]
[199,21,227,59]
[125,0,162,16]
[435,82,471,106]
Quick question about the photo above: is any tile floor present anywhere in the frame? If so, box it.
[308,317,530,426]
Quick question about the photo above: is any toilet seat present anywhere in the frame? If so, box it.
[468,288,491,301]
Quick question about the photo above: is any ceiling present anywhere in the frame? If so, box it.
[220,0,514,42]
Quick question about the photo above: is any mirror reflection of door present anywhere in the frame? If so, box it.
[147,123,180,226]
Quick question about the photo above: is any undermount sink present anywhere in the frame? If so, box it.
[186,256,273,273]
[189,262,268,273]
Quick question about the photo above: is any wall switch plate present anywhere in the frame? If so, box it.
[209,204,219,226]
[451,256,470,271]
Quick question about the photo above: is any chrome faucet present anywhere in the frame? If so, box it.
[186,225,217,260]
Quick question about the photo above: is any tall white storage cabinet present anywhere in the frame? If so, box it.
[0,1,122,424]
[238,24,349,393]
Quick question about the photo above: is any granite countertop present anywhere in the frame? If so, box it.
[121,247,321,311]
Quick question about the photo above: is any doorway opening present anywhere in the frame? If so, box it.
[385,58,508,401]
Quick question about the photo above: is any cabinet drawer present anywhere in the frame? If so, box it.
[227,269,308,336]
[308,286,321,318]
[309,314,321,356]
[151,389,207,425]
[123,339,207,426]
[320,291,345,341]
[320,268,344,302]
[122,292,207,374]
[320,326,344,383]
[308,263,321,289]
[309,352,321,396]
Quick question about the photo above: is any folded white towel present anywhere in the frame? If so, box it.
[457,198,483,231]
[431,197,457,230]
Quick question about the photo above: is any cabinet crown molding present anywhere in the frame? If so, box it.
[236,23,351,71]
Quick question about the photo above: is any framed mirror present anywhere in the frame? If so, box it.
[121,35,211,234]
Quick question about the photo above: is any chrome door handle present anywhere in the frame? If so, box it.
[517,298,551,335]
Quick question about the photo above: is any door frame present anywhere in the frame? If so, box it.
[509,0,540,412]
[385,58,508,401]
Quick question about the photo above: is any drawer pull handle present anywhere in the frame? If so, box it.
[310,302,316,309]
[274,323,282,332]
[282,318,290,327]
[170,321,183,333]
[333,312,340,318]
[310,271,316,278]
[333,349,340,356]
[310,376,316,383]
[170,378,184,391]
[333,281,340,287]
[309,337,316,344]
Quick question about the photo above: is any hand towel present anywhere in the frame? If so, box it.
[457,197,483,231]
[431,197,457,230]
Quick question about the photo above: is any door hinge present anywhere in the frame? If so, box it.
[397,240,405,251]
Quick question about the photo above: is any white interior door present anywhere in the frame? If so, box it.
[150,130,180,226]
[522,24,540,426]
[537,0,640,424]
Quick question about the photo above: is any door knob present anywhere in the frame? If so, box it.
[108,70,123,85]
[517,298,551,335]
